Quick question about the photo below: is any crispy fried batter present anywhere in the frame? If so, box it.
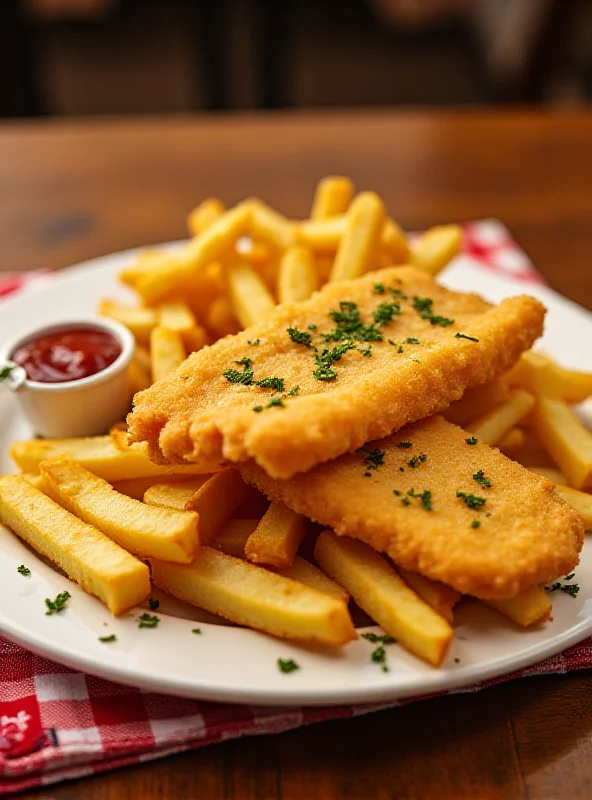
[240,416,584,599]
[128,266,545,479]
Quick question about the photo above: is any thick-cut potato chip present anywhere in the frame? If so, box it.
[507,351,592,404]
[467,389,535,446]
[247,200,297,252]
[485,585,552,627]
[396,567,461,624]
[213,518,260,558]
[533,397,592,490]
[187,198,225,237]
[329,192,385,283]
[245,502,307,569]
[40,460,199,563]
[314,530,453,666]
[99,300,156,345]
[0,476,150,615]
[310,176,354,220]
[226,261,276,328]
[184,470,252,544]
[151,548,356,645]
[411,225,462,276]
[150,326,186,383]
[555,485,592,528]
[277,246,317,304]
[143,476,211,512]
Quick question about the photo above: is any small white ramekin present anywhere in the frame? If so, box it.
[0,316,135,438]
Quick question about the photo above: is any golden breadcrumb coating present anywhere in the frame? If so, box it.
[128,266,545,479]
[240,416,584,599]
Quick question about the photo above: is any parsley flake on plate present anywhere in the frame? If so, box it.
[17,564,31,576]
[45,591,71,615]
[277,658,300,674]
[99,634,117,643]
[137,613,160,629]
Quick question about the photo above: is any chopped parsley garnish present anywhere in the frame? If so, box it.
[99,634,117,643]
[313,342,354,381]
[323,301,383,344]
[278,658,300,673]
[408,453,427,469]
[224,358,285,393]
[393,490,402,496]
[546,578,580,597]
[465,437,478,445]
[247,338,260,345]
[358,345,373,357]
[287,386,300,396]
[472,470,491,488]
[192,628,202,634]
[408,488,433,511]
[401,497,411,506]
[148,597,160,611]
[307,324,317,331]
[456,491,486,509]
[397,441,413,449]
[455,333,479,342]
[471,520,480,529]
[17,564,30,576]
[412,296,455,327]
[45,591,71,615]
[287,327,313,348]
[361,632,397,645]
[373,283,386,294]
[405,337,420,344]
[137,613,160,629]
[373,302,401,326]
[253,405,263,413]
[267,396,285,409]
[565,573,575,580]
[0,365,13,382]
[361,632,397,672]
[362,448,385,472]
[255,376,285,392]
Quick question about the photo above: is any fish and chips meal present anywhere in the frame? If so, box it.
[2,176,591,670]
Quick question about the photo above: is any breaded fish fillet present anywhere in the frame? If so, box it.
[240,416,584,599]
[128,266,545,479]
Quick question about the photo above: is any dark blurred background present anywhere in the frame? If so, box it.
[1,0,591,117]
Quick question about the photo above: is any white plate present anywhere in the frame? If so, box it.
[0,245,591,707]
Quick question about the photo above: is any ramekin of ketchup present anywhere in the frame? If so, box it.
[0,317,135,437]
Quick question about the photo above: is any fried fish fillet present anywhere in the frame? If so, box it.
[240,416,584,599]
[128,266,545,479]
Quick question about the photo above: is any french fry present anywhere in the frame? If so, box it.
[526,466,568,485]
[532,397,592,490]
[497,427,526,455]
[411,224,462,276]
[314,530,452,666]
[310,176,354,219]
[329,192,385,282]
[380,218,410,264]
[205,295,241,338]
[298,215,346,252]
[136,203,252,305]
[507,351,592,403]
[226,261,276,328]
[247,200,297,252]
[118,252,175,289]
[245,502,307,569]
[277,246,318,304]
[155,300,208,354]
[555,485,592,529]
[187,198,225,237]
[467,389,536,446]
[184,470,253,544]
[235,237,274,267]
[128,356,151,396]
[112,474,186,501]
[40,460,199,563]
[397,567,461,624]
[443,378,511,428]
[98,300,156,345]
[11,436,215,482]
[213,518,260,558]
[150,326,186,382]
[150,548,356,645]
[0,476,150,615]
[275,557,349,604]
[509,428,556,468]
[144,476,211,512]
[485,585,552,627]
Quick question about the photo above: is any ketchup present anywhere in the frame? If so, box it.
[12,328,121,383]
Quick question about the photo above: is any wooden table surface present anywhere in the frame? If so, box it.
[2,110,591,800]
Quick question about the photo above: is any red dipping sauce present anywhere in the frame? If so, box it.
[12,328,122,383]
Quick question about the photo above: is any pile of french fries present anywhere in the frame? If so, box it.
[1,176,591,670]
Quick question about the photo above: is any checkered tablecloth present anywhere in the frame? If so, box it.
[1,220,589,795]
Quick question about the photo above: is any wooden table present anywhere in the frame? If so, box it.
[2,111,591,799]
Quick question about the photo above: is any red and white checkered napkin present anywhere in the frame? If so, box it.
[0,220,587,795]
